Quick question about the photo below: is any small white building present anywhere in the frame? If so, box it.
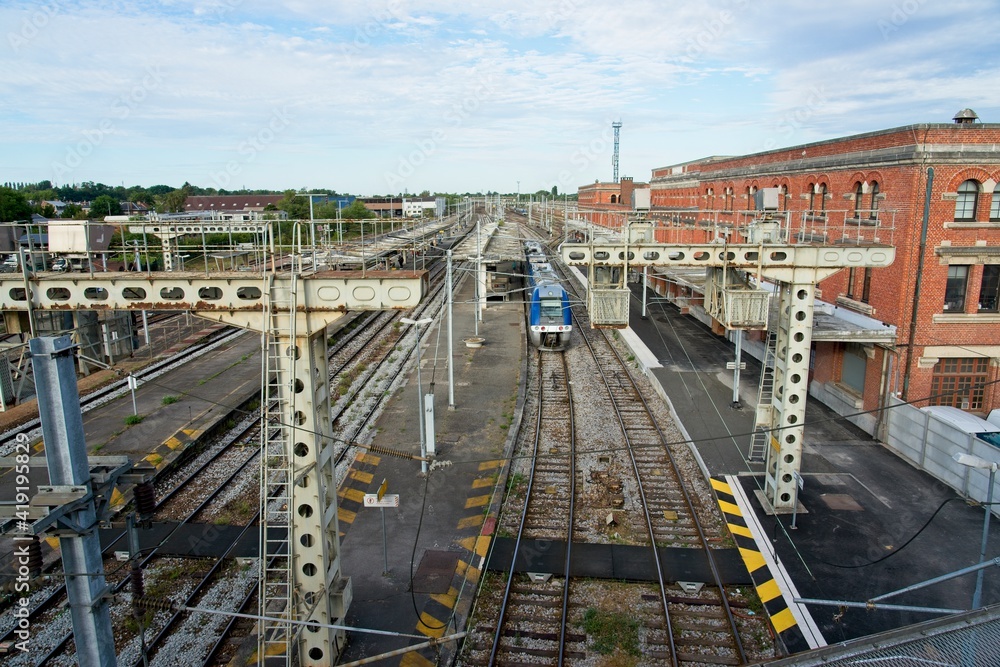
[403,197,445,218]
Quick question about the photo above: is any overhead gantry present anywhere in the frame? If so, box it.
[0,266,428,666]
[560,220,895,514]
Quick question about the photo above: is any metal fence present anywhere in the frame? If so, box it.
[884,395,1000,517]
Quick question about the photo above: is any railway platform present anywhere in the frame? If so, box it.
[0,323,264,570]
[622,284,1000,652]
[333,273,527,666]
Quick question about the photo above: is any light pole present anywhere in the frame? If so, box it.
[402,317,433,473]
[953,452,999,608]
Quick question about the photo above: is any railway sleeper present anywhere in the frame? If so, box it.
[676,651,742,666]
[673,619,731,633]
[675,635,740,648]
[498,628,587,643]
[499,646,587,660]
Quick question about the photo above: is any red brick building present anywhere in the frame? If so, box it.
[578,176,649,210]
[641,116,1000,428]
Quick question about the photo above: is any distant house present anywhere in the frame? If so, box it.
[184,195,284,213]
[402,197,445,218]
[43,200,68,216]
[122,201,151,216]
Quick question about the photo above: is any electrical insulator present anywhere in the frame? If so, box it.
[134,595,175,612]
[130,566,144,599]
[134,481,157,518]
[26,536,43,578]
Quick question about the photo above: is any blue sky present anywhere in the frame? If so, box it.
[1,0,998,196]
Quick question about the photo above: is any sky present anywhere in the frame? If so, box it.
[2,0,999,196]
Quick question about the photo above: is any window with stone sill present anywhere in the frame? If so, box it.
[955,179,980,222]
[944,265,969,312]
[979,265,1000,312]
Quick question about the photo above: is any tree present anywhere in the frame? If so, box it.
[90,194,121,218]
[277,190,311,219]
[62,203,84,219]
[156,185,191,213]
[40,203,56,219]
[0,187,32,222]
[551,185,558,197]
[337,200,375,219]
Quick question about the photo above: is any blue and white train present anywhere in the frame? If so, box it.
[524,241,572,351]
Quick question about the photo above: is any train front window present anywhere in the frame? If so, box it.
[540,299,563,319]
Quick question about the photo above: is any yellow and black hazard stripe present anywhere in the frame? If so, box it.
[336,451,382,538]
[408,459,502,661]
[711,476,808,653]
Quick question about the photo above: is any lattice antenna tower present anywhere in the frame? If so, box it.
[612,120,623,183]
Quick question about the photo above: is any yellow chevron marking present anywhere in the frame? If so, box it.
[456,560,480,584]
[350,470,374,484]
[464,494,490,509]
[770,607,797,633]
[110,488,125,508]
[339,488,366,504]
[474,536,490,558]
[756,578,782,603]
[728,523,753,539]
[472,477,494,489]
[263,642,287,656]
[46,536,60,549]
[739,547,766,573]
[718,500,742,517]
[457,535,491,559]
[33,442,44,453]
[338,507,357,524]
[182,429,198,438]
[416,612,446,638]
[145,453,163,467]
[431,586,459,609]
[400,652,435,667]
[478,460,503,471]
[457,514,485,530]
[711,478,731,494]
[356,452,381,465]
[165,437,184,450]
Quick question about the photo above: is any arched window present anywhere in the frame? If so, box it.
[706,187,714,209]
[610,194,617,204]
[990,183,1000,222]
[869,181,880,219]
[747,186,756,210]
[779,185,788,211]
[955,180,980,221]
[853,182,864,218]
[808,183,827,216]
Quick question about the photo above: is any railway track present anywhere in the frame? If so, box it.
[0,407,263,652]
[0,324,245,456]
[460,227,758,666]
[483,352,580,665]
[575,307,746,666]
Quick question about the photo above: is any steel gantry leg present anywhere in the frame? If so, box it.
[765,281,815,512]
[261,319,351,666]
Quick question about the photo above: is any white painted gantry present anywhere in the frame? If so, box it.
[0,268,428,666]
[560,234,895,513]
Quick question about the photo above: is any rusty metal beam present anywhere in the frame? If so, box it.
[0,270,427,314]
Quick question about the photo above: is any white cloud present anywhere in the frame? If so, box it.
[0,0,998,191]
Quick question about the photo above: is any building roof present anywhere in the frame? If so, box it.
[184,195,284,211]
[652,122,1000,176]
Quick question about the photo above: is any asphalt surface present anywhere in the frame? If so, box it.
[625,286,1000,645]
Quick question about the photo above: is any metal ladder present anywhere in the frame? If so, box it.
[258,269,298,665]
[747,330,777,463]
